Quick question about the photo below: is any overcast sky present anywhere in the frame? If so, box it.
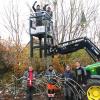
[0,0,49,44]
[0,0,100,44]
[0,0,34,44]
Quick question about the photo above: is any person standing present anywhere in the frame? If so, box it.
[32,1,42,26]
[62,65,74,100]
[75,61,87,86]
[32,1,41,12]
[43,4,53,32]
[45,65,59,93]
[43,4,53,17]
[22,66,37,100]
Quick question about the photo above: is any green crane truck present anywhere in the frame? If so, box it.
[85,62,100,100]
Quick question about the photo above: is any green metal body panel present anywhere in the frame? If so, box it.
[85,62,100,75]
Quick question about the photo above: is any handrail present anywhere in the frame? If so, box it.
[30,11,52,20]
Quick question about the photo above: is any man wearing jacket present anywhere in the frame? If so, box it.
[75,61,87,85]
[32,1,42,26]
[45,65,57,79]
[62,65,74,100]
[22,66,37,100]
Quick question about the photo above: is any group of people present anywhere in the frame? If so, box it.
[22,61,87,100]
[32,1,52,17]
[62,61,87,100]
[32,1,52,27]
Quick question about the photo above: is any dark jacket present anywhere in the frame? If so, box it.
[32,2,43,26]
[63,70,74,79]
[45,69,57,77]
[75,66,86,84]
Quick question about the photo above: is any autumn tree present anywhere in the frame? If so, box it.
[1,0,30,76]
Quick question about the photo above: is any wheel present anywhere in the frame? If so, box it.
[85,79,100,100]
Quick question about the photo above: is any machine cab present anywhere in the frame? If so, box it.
[29,11,53,36]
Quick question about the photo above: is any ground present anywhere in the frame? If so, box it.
[0,94,64,100]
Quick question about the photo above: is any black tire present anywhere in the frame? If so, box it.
[85,78,100,100]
